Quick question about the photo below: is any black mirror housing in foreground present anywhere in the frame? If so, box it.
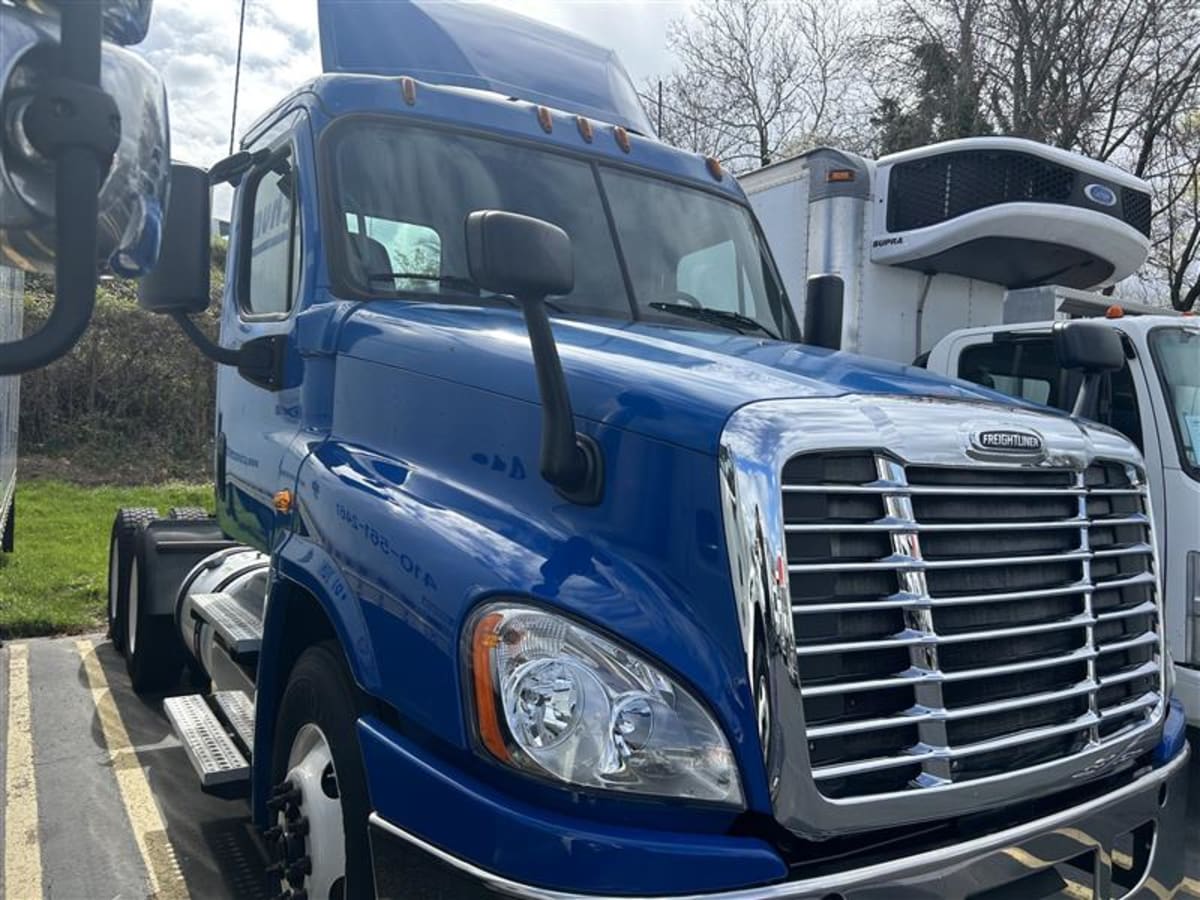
[1053,320,1125,373]
[1054,320,1126,419]
[138,163,211,315]
[465,210,573,299]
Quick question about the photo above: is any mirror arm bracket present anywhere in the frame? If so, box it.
[519,296,604,505]
[169,312,286,391]
[169,311,240,366]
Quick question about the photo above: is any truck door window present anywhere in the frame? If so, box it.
[958,341,1054,403]
[242,152,298,317]
[958,337,1144,449]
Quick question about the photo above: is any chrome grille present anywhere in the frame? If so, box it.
[783,453,1160,800]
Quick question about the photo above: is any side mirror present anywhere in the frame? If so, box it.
[139,164,212,314]
[465,210,573,299]
[1054,320,1125,418]
[464,210,601,504]
[1054,320,1125,373]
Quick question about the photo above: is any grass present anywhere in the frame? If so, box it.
[0,479,212,638]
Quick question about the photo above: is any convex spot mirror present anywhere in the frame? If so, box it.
[465,210,573,300]
[1053,320,1125,373]
[0,5,169,275]
[139,163,212,314]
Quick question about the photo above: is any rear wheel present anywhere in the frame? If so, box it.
[268,642,372,900]
[168,506,211,521]
[107,507,158,654]
[124,551,182,694]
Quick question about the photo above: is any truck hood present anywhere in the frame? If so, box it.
[338,302,1038,454]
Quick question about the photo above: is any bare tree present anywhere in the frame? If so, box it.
[872,0,1200,309]
[646,0,864,171]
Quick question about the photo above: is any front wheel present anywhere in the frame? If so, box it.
[268,642,373,900]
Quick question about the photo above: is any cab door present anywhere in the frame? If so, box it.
[215,114,311,552]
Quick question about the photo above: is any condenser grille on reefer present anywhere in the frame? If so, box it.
[887,150,1076,232]
[885,150,1155,238]
[782,452,1161,800]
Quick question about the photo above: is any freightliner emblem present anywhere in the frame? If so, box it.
[971,428,1045,456]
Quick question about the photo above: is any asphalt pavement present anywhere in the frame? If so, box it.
[0,634,1197,899]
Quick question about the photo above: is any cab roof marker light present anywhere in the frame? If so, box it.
[613,125,631,154]
[1106,304,1125,318]
[576,116,593,144]
[536,105,553,134]
[400,76,417,106]
[706,156,723,181]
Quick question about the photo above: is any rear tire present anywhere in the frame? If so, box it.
[107,507,158,655]
[168,506,210,521]
[268,642,373,900]
[124,549,182,694]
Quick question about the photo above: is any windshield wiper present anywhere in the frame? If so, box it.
[368,272,572,313]
[649,302,779,340]
[368,271,483,293]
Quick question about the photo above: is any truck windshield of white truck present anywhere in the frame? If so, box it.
[1149,326,1200,477]
[327,119,798,341]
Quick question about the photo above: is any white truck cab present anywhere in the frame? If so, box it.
[927,313,1200,724]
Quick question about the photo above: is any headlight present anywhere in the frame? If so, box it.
[465,603,743,807]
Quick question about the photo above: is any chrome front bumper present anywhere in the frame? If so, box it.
[369,743,1190,900]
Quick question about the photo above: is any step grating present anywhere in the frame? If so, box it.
[163,694,249,787]
[191,592,262,657]
[213,690,255,752]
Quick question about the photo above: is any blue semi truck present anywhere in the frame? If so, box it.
[104,2,1189,898]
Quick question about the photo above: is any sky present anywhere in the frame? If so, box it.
[134,0,691,216]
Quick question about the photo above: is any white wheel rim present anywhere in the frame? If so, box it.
[128,559,139,655]
[282,723,346,900]
[108,536,119,622]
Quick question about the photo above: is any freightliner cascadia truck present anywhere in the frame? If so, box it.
[741,140,1200,731]
[102,2,1189,897]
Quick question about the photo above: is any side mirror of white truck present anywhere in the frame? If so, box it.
[1054,320,1125,418]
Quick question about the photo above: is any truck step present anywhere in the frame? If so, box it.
[213,690,255,752]
[190,591,262,659]
[163,694,250,788]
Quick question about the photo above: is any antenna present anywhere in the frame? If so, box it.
[228,0,248,156]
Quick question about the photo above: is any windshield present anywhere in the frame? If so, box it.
[1149,326,1200,477]
[327,120,798,340]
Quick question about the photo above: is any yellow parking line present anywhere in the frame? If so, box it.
[1181,877,1200,898]
[76,639,190,900]
[4,643,44,900]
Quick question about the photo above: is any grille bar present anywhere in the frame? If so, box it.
[783,483,1090,496]
[784,514,1148,534]
[807,679,1097,739]
[789,550,1093,574]
[812,712,1100,782]
[786,453,1161,799]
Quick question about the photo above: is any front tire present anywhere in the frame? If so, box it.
[107,507,158,654]
[268,642,373,900]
